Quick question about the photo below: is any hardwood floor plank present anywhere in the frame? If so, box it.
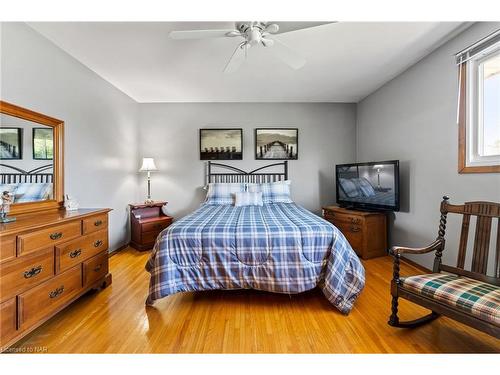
[10,247,500,353]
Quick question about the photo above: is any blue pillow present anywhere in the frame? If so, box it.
[204,183,246,205]
[247,180,293,204]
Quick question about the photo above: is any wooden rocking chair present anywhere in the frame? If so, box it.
[388,196,499,338]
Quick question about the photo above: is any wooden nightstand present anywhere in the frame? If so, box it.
[129,201,173,251]
[322,205,387,259]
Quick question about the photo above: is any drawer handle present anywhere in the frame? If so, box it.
[350,226,361,233]
[94,220,103,227]
[349,217,361,224]
[50,232,63,240]
[49,286,64,299]
[93,264,102,272]
[69,249,82,258]
[94,239,103,247]
[24,265,43,279]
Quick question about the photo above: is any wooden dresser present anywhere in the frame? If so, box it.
[130,201,173,251]
[0,208,112,350]
[322,205,387,259]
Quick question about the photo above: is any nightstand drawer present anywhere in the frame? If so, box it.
[141,230,161,244]
[0,248,55,302]
[82,214,108,235]
[141,217,172,233]
[17,221,82,256]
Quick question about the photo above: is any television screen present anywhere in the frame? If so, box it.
[336,160,400,211]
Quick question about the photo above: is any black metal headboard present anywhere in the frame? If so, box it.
[207,161,288,184]
[0,164,53,184]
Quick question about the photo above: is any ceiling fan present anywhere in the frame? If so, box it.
[169,21,331,73]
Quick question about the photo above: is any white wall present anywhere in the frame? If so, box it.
[138,103,356,217]
[356,22,500,271]
[1,23,139,251]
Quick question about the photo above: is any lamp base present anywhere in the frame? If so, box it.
[144,198,155,205]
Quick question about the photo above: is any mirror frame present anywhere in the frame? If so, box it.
[0,100,64,215]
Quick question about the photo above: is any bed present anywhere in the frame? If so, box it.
[0,164,53,202]
[145,162,365,314]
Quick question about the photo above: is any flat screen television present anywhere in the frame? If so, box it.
[335,160,400,212]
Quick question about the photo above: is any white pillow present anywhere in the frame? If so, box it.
[234,191,263,207]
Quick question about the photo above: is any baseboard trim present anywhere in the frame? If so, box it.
[109,243,129,258]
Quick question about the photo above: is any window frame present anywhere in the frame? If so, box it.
[458,43,500,174]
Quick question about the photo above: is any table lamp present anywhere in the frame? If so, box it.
[139,157,158,204]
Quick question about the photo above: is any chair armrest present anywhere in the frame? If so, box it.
[390,239,444,256]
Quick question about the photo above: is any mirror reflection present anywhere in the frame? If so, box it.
[0,113,54,203]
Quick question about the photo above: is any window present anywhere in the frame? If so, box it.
[457,30,500,173]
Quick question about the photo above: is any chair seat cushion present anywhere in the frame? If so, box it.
[400,273,499,326]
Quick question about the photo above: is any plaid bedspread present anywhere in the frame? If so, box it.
[145,203,365,314]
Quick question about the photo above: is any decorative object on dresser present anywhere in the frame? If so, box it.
[0,208,112,350]
[139,157,158,204]
[322,205,388,259]
[129,201,173,251]
[388,197,500,338]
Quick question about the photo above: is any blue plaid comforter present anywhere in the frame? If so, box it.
[145,203,365,314]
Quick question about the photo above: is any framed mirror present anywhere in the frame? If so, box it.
[0,101,64,215]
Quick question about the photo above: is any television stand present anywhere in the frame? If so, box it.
[322,205,388,259]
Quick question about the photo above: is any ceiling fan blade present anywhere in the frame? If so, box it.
[224,43,247,73]
[269,22,335,34]
[268,38,306,70]
[169,29,238,40]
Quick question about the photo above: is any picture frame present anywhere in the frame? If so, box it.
[32,127,54,160]
[200,128,243,160]
[255,128,298,160]
[0,127,23,160]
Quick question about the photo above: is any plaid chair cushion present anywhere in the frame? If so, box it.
[401,273,500,326]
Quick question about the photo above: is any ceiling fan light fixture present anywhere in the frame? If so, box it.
[264,23,279,34]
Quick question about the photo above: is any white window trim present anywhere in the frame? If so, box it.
[465,44,500,168]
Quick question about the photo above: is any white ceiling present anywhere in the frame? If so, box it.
[28,22,469,103]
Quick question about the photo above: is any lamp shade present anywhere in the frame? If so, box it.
[139,158,158,172]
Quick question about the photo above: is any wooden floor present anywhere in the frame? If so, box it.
[12,247,500,353]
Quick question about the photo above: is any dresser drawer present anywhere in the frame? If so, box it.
[324,211,363,226]
[17,221,82,256]
[18,265,82,331]
[82,214,108,235]
[55,229,108,273]
[0,235,16,263]
[0,298,17,346]
[141,217,172,233]
[336,222,363,254]
[0,248,55,302]
[83,251,109,286]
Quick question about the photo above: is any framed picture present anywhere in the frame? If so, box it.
[255,128,298,160]
[32,127,54,160]
[0,127,23,160]
[200,128,243,160]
